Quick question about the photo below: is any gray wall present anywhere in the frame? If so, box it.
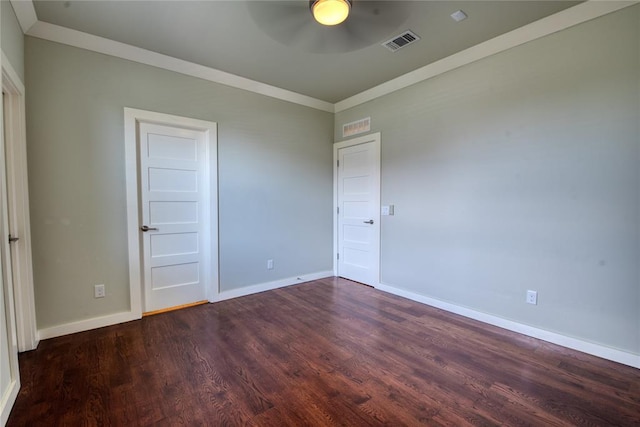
[1,0,24,81]
[25,37,334,329]
[335,7,639,355]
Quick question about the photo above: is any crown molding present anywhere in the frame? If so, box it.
[25,21,335,113]
[9,0,37,33]
[10,1,638,113]
[334,0,638,112]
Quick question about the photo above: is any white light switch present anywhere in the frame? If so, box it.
[381,205,395,216]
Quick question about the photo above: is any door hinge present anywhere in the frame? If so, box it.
[337,206,339,214]
[337,253,340,260]
[337,160,339,167]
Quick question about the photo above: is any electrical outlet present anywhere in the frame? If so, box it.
[267,259,274,270]
[94,284,105,298]
[526,290,537,305]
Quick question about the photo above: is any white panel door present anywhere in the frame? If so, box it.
[139,123,210,312]
[337,136,380,286]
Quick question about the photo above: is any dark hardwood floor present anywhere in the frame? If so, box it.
[7,277,640,426]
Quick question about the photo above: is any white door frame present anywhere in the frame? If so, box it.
[333,132,381,285]
[0,49,22,426]
[2,52,38,352]
[124,108,219,316]
[0,123,20,425]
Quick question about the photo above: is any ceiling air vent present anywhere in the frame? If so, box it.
[382,30,420,52]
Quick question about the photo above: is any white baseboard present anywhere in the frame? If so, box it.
[376,283,640,369]
[35,271,334,341]
[38,311,140,341]
[215,270,334,302]
[36,274,635,370]
[0,378,19,426]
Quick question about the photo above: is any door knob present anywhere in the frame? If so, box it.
[363,220,374,224]
[140,225,159,232]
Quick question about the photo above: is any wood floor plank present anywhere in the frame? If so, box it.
[7,277,640,426]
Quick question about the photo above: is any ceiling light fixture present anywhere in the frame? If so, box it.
[310,0,352,26]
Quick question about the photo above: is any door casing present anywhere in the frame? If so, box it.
[2,53,38,353]
[124,108,219,317]
[0,51,22,425]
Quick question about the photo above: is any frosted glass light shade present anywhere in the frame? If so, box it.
[311,0,351,26]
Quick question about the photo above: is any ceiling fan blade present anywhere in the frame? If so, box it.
[344,1,410,39]
[247,0,410,53]
[247,2,310,35]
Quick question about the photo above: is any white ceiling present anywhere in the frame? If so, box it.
[29,1,581,104]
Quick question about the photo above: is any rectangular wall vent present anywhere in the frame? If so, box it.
[382,30,420,52]
[342,117,371,137]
